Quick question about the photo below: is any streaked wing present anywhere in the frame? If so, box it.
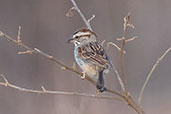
[78,42,110,68]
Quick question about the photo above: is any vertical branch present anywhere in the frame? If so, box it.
[70,0,93,31]
[117,14,133,93]
[120,38,127,92]
[70,0,126,93]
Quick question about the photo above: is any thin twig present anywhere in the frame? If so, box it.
[69,0,144,112]
[118,13,135,93]
[0,1,146,113]
[70,0,126,96]
[69,0,123,97]
[138,46,171,105]
[125,36,137,43]
[17,26,22,43]
[108,13,145,114]
[120,37,127,92]
[100,40,106,46]
[70,0,92,31]
[88,14,95,23]
[0,74,123,101]
[107,42,126,53]
[0,30,121,97]
[117,14,133,93]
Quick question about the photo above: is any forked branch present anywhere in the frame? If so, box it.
[0,29,122,96]
[3,0,169,114]
[0,74,123,101]
[70,0,93,31]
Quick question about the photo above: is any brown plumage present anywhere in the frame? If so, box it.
[68,28,111,92]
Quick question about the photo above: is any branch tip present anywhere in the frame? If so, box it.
[88,14,95,23]
[107,42,126,53]
[18,50,33,55]
[101,40,106,46]
[123,13,134,33]
[17,26,22,43]
[117,37,125,41]
[34,48,40,52]
[0,74,9,86]
[66,7,75,17]
[61,67,66,70]
[72,61,76,70]
[125,36,137,43]
[41,86,46,91]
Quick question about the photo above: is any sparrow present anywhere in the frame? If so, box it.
[68,28,111,92]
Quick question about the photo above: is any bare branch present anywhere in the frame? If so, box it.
[0,75,123,101]
[72,61,77,70]
[0,3,146,114]
[118,13,135,93]
[17,26,22,43]
[101,40,106,46]
[107,42,126,54]
[66,7,75,17]
[107,14,146,114]
[120,38,127,92]
[138,46,171,105]
[0,73,144,114]
[88,14,95,23]
[111,62,126,92]
[69,0,129,97]
[70,0,92,31]
[18,50,33,54]
[0,30,121,97]
[125,36,137,43]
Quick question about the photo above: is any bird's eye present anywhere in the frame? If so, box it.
[75,36,79,39]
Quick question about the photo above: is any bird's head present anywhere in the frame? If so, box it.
[67,28,97,46]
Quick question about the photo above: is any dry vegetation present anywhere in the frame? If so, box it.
[0,0,171,114]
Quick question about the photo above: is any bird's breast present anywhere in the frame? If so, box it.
[74,47,98,80]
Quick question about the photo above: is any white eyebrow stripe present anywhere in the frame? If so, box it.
[73,32,90,38]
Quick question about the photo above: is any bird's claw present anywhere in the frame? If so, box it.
[81,71,86,80]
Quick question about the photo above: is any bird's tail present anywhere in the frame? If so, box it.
[96,70,106,92]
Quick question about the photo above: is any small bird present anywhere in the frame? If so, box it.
[67,28,111,92]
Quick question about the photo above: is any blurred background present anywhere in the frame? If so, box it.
[0,0,171,114]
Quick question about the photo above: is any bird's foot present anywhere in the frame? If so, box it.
[96,84,106,93]
[81,71,86,80]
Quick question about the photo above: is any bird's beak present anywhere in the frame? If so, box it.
[67,37,74,43]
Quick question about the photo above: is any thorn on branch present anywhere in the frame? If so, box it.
[17,26,22,43]
[18,50,33,55]
[101,40,106,46]
[88,14,95,23]
[66,7,75,17]
[117,37,125,41]
[61,67,66,70]
[107,42,126,54]
[72,61,76,70]
[34,48,41,53]
[123,13,134,32]
[0,74,9,87]
[125,36,137,43]
[41,86,46,92]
